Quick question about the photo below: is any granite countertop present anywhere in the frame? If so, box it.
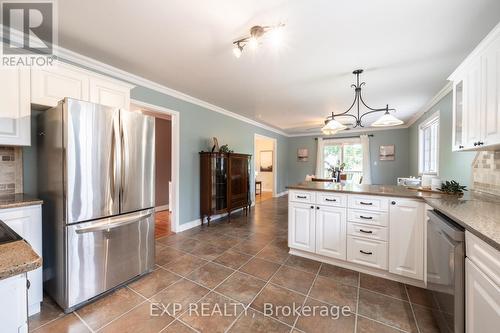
[0,240,42,280]
[287,182,500,251]
[0,193,43,209]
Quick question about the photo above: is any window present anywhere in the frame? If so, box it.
[419,113,439,175]
[322,139,363,181]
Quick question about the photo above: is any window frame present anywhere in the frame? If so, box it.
[418,111,440,175]
[322,137,363,178]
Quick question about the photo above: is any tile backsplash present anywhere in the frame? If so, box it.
[0,146,23,194]
[472,151,500,196]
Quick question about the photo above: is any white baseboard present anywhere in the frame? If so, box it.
[275,190,288,198]
[177,207,249,233]
[155,205,169,212]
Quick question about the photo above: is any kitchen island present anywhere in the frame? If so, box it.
[285,181,500,288]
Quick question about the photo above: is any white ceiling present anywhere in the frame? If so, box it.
[58,0,500,134]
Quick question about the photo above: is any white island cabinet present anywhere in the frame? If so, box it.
[0,273,28,333]
[0,205,42,316]
[288,189,426,286]
[465,232,500,333]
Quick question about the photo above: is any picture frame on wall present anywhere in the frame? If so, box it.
[297,148,309,162]
[260,150,273,172]
[379,144,395,161]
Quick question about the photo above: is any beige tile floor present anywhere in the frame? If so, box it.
[29,196,442,333]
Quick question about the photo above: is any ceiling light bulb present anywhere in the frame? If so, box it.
[372,112,404,127]
[269,25,284,49]
[248,36,258,50]
[232,44,242,58]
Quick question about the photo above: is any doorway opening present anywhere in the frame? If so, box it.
[130,100,180,237]
[254,134,277,204]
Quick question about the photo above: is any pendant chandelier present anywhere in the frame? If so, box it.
[322,69,404,135]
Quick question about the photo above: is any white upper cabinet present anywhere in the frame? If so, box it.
[0,66,31,146]
[388,198,424,280]
[31,61,133,109]
[89,76,131,109]
[31,62,90,107]
[451,23,500,151]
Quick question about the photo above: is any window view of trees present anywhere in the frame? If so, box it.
[323,143,363,179]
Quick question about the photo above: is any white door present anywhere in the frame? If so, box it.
[31,62,90,107]
[90,77,131,109]
[481,37,500,147]
[288,202,316,253]
[388,198,424,281]
[466,259,500,333]
[316,206,346,260]
[464,60,482,148]
[0,66,30,146]
[0,206,42,315]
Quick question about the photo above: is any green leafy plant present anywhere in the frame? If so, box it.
[439,180,467,195]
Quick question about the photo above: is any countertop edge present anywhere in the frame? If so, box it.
[0,240,42,281]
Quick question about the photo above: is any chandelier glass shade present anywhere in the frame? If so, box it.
[321,69,404,135]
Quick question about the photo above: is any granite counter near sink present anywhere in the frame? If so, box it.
[0,240,41,280]
[0,193,43,209]
[287,182,500,251]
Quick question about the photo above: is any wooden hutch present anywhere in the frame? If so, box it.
[199,152,252,226]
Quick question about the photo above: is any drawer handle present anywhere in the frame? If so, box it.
[359,229,373,234]
[359,215,373,220]
[359,201,373,205]
[325,198,337,202]
[297,195,307,199]
[359,250,373,255]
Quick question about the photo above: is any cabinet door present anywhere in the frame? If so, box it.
[0,66,30,146]
[0,274,28,333]
[464,60,482,148]
[452,79,465,151]
[90,77,131,109]
[0,206,42,315]
[481,37,500,147]
[389,198,424,280]
[31,62,90,107]
[288,202,316,253]
[316,206,346,260]
[466,259,500,333]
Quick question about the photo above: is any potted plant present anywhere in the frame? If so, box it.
[439,180,468,195]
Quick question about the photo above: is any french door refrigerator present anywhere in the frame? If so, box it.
[37,98,155,312]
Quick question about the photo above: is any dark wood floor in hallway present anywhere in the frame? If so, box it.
[29,196,440,333]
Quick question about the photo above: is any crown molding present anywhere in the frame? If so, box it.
[405,81,452,128]
[55,46,289,137]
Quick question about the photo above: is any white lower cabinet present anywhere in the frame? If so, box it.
[388,198,425,280]
[0,205,42,316]
[0,273,28,333]
[466,259,500,333]
[315,206,346,260]
[288,202,316,253]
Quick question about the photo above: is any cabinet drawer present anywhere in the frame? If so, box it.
[316,192,347,207]
[347,236,388,270]
[289,190,315,204]
[466,231,500,287]
[347,209,388,227]
[347,223,388,241]
[348,195,389,212]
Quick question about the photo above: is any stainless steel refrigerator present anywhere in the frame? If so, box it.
[37,98,155,312]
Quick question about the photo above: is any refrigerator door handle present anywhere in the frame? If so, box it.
[120,111,126,205]
[75,212,153,234]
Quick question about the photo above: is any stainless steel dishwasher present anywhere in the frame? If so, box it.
[427,210,465,333]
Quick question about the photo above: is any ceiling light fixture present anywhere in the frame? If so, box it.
[321,69,403,135]
[232,23,285,57]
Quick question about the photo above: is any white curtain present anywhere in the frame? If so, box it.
[360,134,372,184]
[315,137,324,178]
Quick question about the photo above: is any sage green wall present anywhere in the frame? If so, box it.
[287,128,410,186]
[131,86,289,225]
[408,92,476,186]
